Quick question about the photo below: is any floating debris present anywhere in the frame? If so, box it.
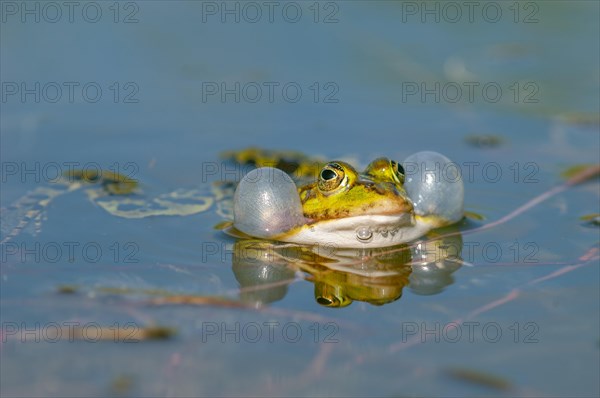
[580,214,600,227]
[445,367,512,391]
[558,112,600,128]
[110,374,135,395]
[56,285,78,294]
[140,326,177,340]
[464,134,503,149]
[96,286,174,296]
[464,211,485,221]
[64,169,138,195]
[561,164,600,182]
[0,183,79,244]
[149,295,253,309]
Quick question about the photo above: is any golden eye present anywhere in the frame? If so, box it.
[318,163,345,192]
[391,160,405,184]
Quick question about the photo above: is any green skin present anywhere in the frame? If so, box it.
[274,157,430,245]
[297,158,413,225]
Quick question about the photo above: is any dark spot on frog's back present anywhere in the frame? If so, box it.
[276,160,300,174]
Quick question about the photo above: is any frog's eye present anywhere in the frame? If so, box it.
[391,160,405,184]
[318,163,345,192]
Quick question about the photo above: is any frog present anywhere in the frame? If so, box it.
[230,149,464,248]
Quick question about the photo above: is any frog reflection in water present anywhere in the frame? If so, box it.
[231,230,463,307]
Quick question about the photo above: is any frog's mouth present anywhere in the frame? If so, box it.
[280,213,431,249]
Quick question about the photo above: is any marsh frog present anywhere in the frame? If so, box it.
[231,149,464,248]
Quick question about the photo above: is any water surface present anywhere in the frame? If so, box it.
[1,2,599,396]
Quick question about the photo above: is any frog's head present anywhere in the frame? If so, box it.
[299,159,412,224]
[279,159,421,247]
[233,159,424,248]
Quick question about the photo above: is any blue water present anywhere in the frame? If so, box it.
[1,2,599,396]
